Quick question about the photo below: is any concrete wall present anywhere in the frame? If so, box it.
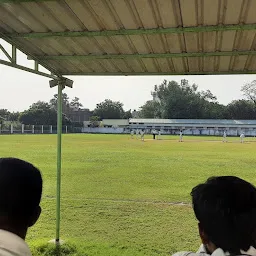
[82,127,126,134]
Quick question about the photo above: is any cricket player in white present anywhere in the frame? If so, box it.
[179,130,183,142]
[136,129,140,140]
[130,130,134,139]
[223,131,227,142]
[240,133,245,143]
[140,130,145,141]
[158,130,161,140]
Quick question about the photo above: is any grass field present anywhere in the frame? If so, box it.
[0,134,256,255]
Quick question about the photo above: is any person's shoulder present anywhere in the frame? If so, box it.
[172,245,210,256]
[172,252,208,256]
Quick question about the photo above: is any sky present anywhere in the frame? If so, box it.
[1,40,256,112]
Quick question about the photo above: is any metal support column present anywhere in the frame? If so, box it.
[49,77,73,243]
[56,81,63,242]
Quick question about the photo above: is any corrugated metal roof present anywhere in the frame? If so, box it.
[129,119,256,125]
[1,0,256,76]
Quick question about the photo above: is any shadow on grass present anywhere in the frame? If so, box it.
[29,240,152,256]
[30,242,80,256]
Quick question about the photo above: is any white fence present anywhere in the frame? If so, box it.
[0,124,82,134]
[2,125,256,137]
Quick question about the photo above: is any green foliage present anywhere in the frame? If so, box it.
[49,93,70,111]
[0,109,10,121]
[226,100,256,119]
[0,109,20,122]
[19,101,71,125]
[139,101,162,118]
[142,80,221,119]
[0,134,255,255]
[241,80,256,105]
[122,109,132,119]
[70,97,83,109]
[93,99,125,120]
[89,116,100,122]
[8,112,20,121]
[89,116,100,127]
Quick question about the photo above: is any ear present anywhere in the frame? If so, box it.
[28,206,41,227]
[198,222,209,244]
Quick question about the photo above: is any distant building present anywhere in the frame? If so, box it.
[82,118,256,136]
[102,119,129,128]
[129,119,256,136]
[67,108,92,123]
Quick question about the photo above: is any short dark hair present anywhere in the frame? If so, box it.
[0,158,42,221]
[191,176,256,254]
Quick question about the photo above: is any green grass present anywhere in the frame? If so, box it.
[0,134,255,255]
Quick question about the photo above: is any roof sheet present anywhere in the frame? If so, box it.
[1,0,256,76]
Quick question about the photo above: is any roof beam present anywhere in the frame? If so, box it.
[63,71,256,76]
[0,32,62,77]
[4,24,256,39]
[35,50,256,61]
[0,59,58,79]
[0,0,55,3]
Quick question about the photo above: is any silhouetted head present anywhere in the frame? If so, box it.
[191,176,256,255]
[0,158,42,239]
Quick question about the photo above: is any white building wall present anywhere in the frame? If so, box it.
[82,127,256,136]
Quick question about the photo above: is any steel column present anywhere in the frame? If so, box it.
[56,81,63,242]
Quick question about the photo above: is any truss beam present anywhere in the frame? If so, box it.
[0,44,12,61]
[0,37,58,78]
[0,32,62,77]
[4,24,256,39]
[35,50,256,61]
[0,59,57,79]
[0,0,54,3]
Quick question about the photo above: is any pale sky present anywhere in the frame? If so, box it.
[0,39,256,112]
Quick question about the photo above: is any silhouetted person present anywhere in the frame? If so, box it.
[0,158,42,256]
[173,176,256,256]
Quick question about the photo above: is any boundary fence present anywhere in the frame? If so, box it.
[0,124,82,134]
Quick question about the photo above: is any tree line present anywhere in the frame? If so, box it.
[139,79,256,120]
[0,94,83,125]
[1,79,256,125]
[0,94,132,125]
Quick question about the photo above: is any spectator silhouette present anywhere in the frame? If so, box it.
[173,176,256,256]
[0,157,42,256]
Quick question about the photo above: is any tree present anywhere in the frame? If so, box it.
[8,112,20,121]
[70,97,83,109]
[49,93,70,114]
[0,109,10,121]
[139,100,162,118]
[89,116,100,127]
[19,101,71,125]
[122,109,132,119]
[226,100,256,120]
[93,99,125,120]
[142,79,222,119]
[0,109,20,122]
[241,80,256,106]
